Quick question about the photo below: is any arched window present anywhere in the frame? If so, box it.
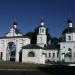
[40,28,44,34]
[8,42,16,52]
[68,48,71,52]
[68,36,71,40]
[28,52,35,57]
[42,29,44,33]
[68,48,72,57]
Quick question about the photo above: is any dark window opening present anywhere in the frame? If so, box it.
[0,52,3,60]
[53,53,55,58]
[68,36,71,40]
[19,51,22,62]
[28,52,35,57]
[68,48,72,57]
[57,52,59,57]
[49,53,51,57]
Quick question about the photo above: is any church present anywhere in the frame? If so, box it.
[0,17,75,64]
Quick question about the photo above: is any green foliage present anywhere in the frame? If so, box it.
[51,37,60,49]
[25,32,37,44]
[25,32,34,38]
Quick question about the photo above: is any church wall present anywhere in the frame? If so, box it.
[60,42,75,62]
[65,33,75,42]
[66,33,73,41]
[73,33,75,41]
[15,38,30,62]
[2,40,7,61]
[22,49,45,64]
[37,35,47,47]
[0,40,4,52]
[44,50,59,62]
[0,37,30,62]
[37,35,47,44]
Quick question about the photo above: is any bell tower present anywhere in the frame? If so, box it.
[37,17,47,47]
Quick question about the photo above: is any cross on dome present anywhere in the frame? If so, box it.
[13,18,18,25]
[67,13,73,27]
[67,13,72,23]
[40,16,45,26]
[13,18,18,29]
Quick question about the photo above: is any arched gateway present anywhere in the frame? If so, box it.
[7,42,16,61]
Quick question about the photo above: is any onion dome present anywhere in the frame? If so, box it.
[67,19,72,23]
[62,27,75,34]
[62,18,75,34]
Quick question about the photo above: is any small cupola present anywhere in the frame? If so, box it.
[67,19,73,27]
[13,19,18,29]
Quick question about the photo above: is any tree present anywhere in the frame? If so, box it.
[51,37,59,49]
[25,32,37,44]
[46,28,51,44]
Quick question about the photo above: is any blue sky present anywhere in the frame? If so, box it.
[0,0,75,37]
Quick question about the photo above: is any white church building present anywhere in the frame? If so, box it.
[0,18,74,64]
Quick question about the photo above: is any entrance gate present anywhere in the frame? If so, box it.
[7,42,16,62]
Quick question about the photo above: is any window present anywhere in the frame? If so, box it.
[0,52,2,60]
[49,53,51,57]
[57,52,59,57]
[42,29,44,33]
[68,36,71,40]
[40,28,44,33]
[28,52,35,57]
[63,46,65,48]
[40,28,42,33]
[68,48,71,52]
[8,42,16,51]
[53,53,55,58]
[68,48,72,57]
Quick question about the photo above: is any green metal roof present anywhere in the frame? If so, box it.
[22,44,43,49]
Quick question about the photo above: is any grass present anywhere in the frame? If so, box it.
[0,61,46,71]
[45,60,59,64]
[0,61,73,71]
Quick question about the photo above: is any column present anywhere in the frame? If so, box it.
[2,40,7,61]
[15,39,22,62]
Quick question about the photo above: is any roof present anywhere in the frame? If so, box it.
[62,27,75,34]
[43,45,51,50]
[22,44,43,49]
[14,28,21,34]
[22,44,59,50]
[0,36,30,39]
[39,25,46,28]
[43,45,58,50]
